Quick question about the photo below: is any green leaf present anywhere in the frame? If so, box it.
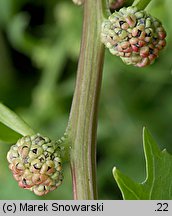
[0,103,35,136]
[113,127,172,200]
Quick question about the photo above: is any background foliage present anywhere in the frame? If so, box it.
[0,0,172,199]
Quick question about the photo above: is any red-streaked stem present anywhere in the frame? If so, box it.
[68,0,106,199]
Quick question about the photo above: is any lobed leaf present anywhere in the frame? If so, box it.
[113,127,172,199]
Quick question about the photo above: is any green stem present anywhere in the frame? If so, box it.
[125,0,135,6]
[102,0,111,18]
[68,0,106,199]
[56,133,70,163]
[132,0,152,10]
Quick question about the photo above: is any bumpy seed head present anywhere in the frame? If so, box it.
[7,134,63,196]
[101,6,166,67]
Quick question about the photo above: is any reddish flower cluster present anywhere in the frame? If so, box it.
[7,134,63,196]
[101,6,166,67]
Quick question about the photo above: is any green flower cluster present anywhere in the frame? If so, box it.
[101,6,166,67]
[7,134,63,196]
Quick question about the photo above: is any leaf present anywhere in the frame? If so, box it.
[113,127,172,200]
[0,103,35,136]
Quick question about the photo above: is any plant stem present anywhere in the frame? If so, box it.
[132,0,152,10]
[56,134,70,163]
[68,0,106,199]
[126,0,135,5]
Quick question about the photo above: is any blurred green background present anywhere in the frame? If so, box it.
[0,0,172,199]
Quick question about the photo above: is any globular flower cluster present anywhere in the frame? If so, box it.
[7,134,63,196]
[101,6,166,67]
